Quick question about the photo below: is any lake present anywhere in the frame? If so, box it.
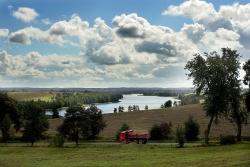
[96,94,180,114]
[47,94,180,116]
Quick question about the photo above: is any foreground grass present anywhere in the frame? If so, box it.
[0,143,249,167]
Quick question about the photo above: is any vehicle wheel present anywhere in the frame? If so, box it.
[142,140,147,144]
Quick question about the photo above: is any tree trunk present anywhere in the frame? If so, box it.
[75,130,79,146]
[236,122,242,142]
[205,115,214,145]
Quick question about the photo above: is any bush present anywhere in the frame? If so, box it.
[220,135,236,145]
[184,116,200,141]
[116,123,130,140]
[164,100,172,108]
[49,134,65,147]
[176,125,185,148]
[150,122,172,140]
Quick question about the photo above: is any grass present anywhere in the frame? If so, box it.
[8,92,55,101]
[0,143,249,167]
[48,104,250,139]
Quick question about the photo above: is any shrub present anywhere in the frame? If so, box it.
[49,134,65,147]
[116,123,130,140]
[150,122,172,140]
[164,100,172,108]
[176,125,185,148]
[220,135,236,145]
[184,116,200,141]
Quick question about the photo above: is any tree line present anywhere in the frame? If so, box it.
[17,92,122,118]
[0,92,114,145]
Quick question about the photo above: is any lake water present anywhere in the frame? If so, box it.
[47,94,180,116]
[96,94,180,114]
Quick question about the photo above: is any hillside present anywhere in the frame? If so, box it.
[48,104,250,139]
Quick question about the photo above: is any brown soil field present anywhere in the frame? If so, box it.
[48,104,250,139]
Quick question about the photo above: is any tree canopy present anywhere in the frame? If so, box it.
[59,105,105,145]
[185,48,242,144]
[0,93,20,142]
[22,101,49,146]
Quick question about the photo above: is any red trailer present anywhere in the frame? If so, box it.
[119,130,149,144]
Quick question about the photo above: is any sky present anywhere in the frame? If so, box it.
[0,0,250,88]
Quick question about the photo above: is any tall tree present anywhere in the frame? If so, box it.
[0,93,20,142]
[59,105,89,146]
[59,105,105,145]
[243,59,250,113]
[221,48,246,142]
[185,50,230,144]
[243,59,250,88]
[22,101,49,146]
[85,105,106,139]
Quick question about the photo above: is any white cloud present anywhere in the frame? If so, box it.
[9,27,63,45]
[4,3,250,87]
[163,0,216,21]
[181,23,205,43]
[163,0,250,50]
[13,7,39,23]
[200,28,242,52]
[0,29,9,37]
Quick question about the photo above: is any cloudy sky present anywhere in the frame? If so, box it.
[0,0,250,88]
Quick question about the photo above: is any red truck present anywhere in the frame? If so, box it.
[119,130,149,144]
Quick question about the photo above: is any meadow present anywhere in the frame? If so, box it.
[48,104,250,139]
[7,92,55,101]
[0,143,249,167]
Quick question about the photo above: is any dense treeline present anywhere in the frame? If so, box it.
[52,92,122,106]
[0,92,106,145]
[16,92,122,118]
[178,94,203,105]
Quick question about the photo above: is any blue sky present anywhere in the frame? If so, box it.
[0,0,250,87]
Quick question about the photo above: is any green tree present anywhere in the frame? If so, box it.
[85,105,106,139]
[59,105,89,146]
[243,59,250,113]
[164,100,172,108]
[176,125,185,148]
[185,50,231,144]
[184,116,200,141]
[222,49,247,142]
[1,115,12,142]
[150,122,172,140]
[22,102,49,146]
[59,105,105,145]
[0,93,20,142]
[243,59,250,88]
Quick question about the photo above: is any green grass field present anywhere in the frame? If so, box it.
[0,143,249,167]
[7,92,54,101]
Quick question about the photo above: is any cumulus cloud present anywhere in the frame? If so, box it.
[49,15,89,36]
[200,28,242,52]
[0,29,9,37]
[9,27,63,45]
[4,2,250,87]
[163,0,216,21]
[163,0,250,49]
[181,23,205,43]
[13,7,38,23]
[112,13,150,38]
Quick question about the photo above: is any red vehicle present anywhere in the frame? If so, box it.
[119,130,149,144]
